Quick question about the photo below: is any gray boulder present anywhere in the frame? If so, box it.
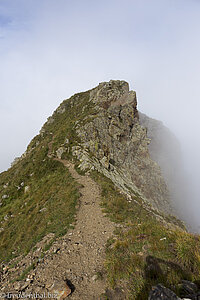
[148,284,180,300]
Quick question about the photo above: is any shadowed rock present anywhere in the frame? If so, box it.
[148,284,180,300]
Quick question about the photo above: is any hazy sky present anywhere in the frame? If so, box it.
[1,0,200,229]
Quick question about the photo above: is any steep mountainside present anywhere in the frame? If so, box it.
[45,80,171,215]
[139,112,190,227]
[0,80,200,299]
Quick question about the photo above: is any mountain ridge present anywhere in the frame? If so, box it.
[41,80,173,216]
[0,80,200,299]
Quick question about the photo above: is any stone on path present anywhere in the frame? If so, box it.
[50,280,71,299]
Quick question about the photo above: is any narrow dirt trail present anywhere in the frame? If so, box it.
[34,158,115,299]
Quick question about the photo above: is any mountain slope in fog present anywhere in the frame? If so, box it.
[139,112,191,229]
[0,80,200,299]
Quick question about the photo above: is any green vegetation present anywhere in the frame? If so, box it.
[15,263,36,282]
[0,89,98,262]
[42,90,97,159]
[43,239,55,252]
[91,171,200,299]
[0,90,96,262]
[0,139,80,262]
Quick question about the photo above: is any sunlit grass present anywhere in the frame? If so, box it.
[91,171,200,299]
[0,91,94,262]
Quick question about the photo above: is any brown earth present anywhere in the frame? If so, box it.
[33,158,115,299]
[0,157,116,299]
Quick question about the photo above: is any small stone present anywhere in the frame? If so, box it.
[21,282,30,291]
[56,147,65,159]
[53,247,60,253]
[65,138,69,144]
[50,280,71,299]
[26,277,33,282]
[4,214,9,221]
[3,266,9,273]
[92,275,98,281]
[14,281,21,291]
[24,186,30,193]
[39,207,47,213]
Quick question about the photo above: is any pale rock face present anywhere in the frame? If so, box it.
[90,80,137,108]
[56,147,65,159]
[74,80,172,214]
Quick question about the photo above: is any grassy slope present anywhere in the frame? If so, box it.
[91,171,200,299]
[0,90,94,262]
[0,139,80,262]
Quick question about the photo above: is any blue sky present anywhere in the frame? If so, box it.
[0,0,200,228]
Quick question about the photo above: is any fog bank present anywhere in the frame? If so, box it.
[0,0,200,231]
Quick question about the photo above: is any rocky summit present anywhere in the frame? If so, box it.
[0,80,200,299]
[74,81,171,214]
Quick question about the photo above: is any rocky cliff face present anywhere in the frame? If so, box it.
[65,80,172,215]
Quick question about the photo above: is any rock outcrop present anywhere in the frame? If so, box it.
[148,284,180,299]
[148,281,200,300]
[71,80,172,215]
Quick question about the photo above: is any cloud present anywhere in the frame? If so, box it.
[0,0,200,230]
